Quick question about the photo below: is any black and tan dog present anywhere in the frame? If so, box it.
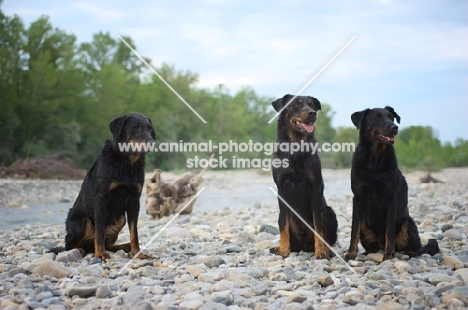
[270,94,338,259]
[51,113,155,260]
[344,106,439,261]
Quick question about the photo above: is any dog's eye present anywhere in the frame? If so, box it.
[295,102,301,107]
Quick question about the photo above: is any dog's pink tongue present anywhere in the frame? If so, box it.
[301,123,314,133]
[387,135,395,141]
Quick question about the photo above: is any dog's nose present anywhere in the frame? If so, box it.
[392,125,398,133]
[308,110,317,116]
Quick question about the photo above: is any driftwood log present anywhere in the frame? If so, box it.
[420,173,443,183]
[145,156,212,219]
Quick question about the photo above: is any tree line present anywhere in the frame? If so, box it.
[1,6,466,172]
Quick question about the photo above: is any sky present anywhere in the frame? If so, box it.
[3,0,468,143]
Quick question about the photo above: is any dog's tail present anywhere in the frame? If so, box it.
[417,239,440,256]
[48,246,66,255]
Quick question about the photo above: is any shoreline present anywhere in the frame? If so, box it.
[0,167,463,209]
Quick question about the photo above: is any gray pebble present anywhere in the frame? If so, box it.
[203,256,225,268]
[259,224,279,235]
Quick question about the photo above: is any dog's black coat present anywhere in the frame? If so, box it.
[50,113,155,260]
[270,94,338,259]
[345,107,439,261]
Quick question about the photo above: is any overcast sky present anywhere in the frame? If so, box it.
[4,0,467,143]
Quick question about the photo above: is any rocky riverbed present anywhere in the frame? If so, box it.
[0,168,467,309]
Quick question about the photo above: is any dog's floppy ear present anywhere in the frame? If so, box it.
[384,106,401,124]
[109,115,127,140]
[271,94,293,112]
[351,109,370,130]
[146,117,156,140]
[309,96,321,111]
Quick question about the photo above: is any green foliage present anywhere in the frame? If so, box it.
[0,7,466,171]
[395,127,468,171]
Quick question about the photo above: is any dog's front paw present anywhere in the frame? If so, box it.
[95,251,110,261]
[270,246,290,258]
[132,252,151,259]
[344,251,357,262]
[315,249,333,260]
[383,252,395,261]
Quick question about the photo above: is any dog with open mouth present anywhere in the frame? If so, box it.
[270,94,338,259]
[345,106,439,261]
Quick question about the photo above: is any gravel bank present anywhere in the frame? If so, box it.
[0,168,467,309]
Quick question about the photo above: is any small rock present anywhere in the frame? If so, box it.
[200,301,229,310]
[252,285,269,295]
[367,253,383,263]
[8,267,29,277]
[446,298,466,308]
[453,268,468,282]
[216,221,231,234]
[441,291,468,306]
[443,255,465,270]
[225,245,242,253]
[287,294,307,303]
[212,295,233,306]
[96,285,111,298]
[203,256,225,268]
[440,224,453,232]
[317,274,334,287]
[179,300,204,310]
[254,240,273,250]
[31,252,56,265]
[228,270,253,282]
[33,261,72,278]
[428,273,457,285]
[1,299,18,308]
[259,224,279,235]
[443,229,463,240]
[394,261,411,273]
[123,286,145,305]
[186,265,207,278]
[66,285,97,297]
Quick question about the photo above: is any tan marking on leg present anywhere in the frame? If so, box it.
[128,154,140,165]
[314,215,330,259]
[135,184,142,193]
[75,220,95,251]
[395,223,409,246]
[104,216,126,246]
[109,181,120,191]
[345,220,361,261]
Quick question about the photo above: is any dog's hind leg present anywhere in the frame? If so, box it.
[395,218,433,257]
[65,209,94,257]
[107,243,132,253]
[321,206,338,255]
